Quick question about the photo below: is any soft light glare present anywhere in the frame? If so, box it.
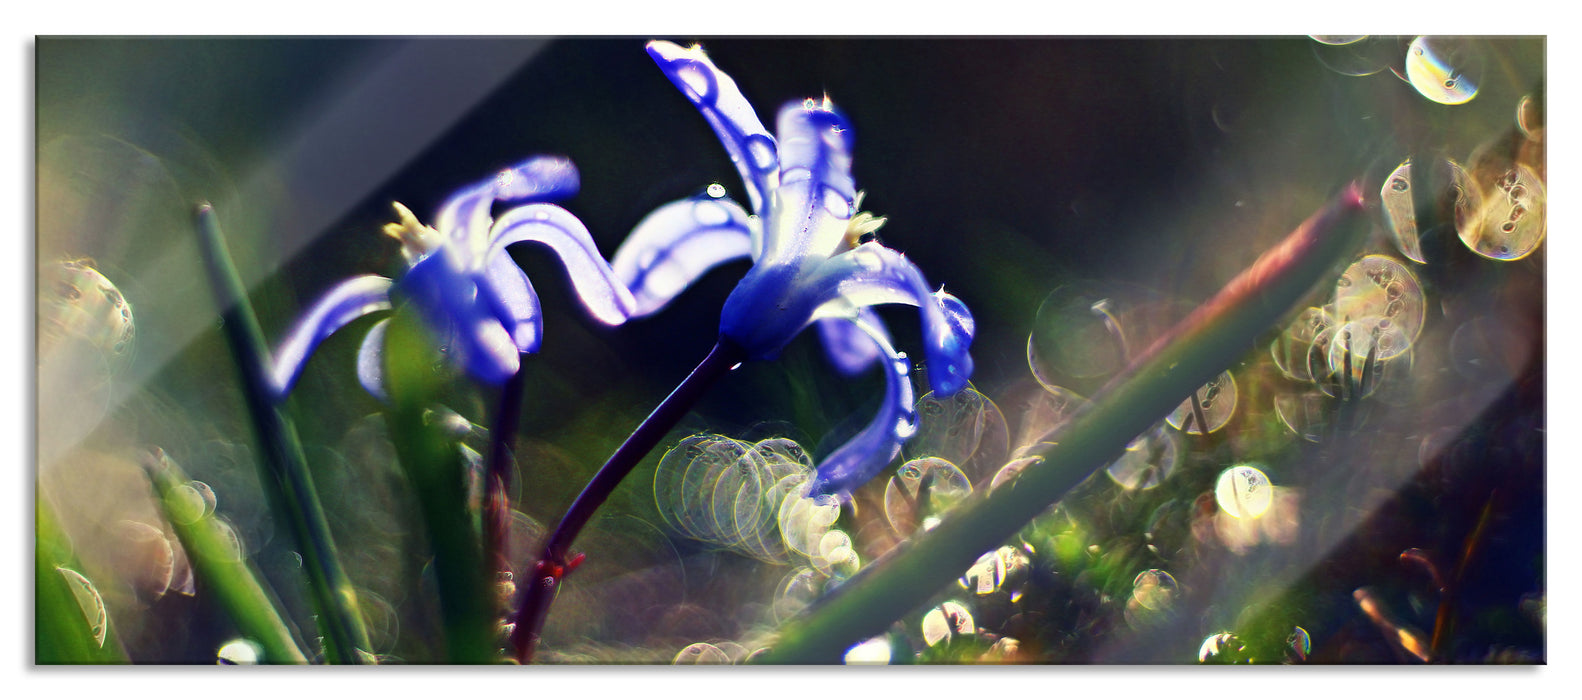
[843,636,891,664]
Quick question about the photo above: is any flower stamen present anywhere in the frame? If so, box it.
[383,201,444,264]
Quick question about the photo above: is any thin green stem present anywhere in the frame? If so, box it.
[193,203,373,664]
[754,184,1369,663]
[510,337,747,662]
[380,310,498,663]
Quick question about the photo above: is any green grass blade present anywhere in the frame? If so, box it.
[192,203,373,663]
[143,448,309,664]
[35,502,129,664]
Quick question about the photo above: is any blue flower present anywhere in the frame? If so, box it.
[268,156,636,400]
[612,41,976,501]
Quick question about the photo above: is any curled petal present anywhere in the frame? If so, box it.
[766,100,857,265]
[647,40,779,214]
[932,291,976,391]
[482,252,544,353]
[808,243,975,395]
[814,308,888,376]
[356,318,390,401]
[609,194,756,316]
[806,316,917,502]
[489,203,637,325]
[398,248,519,385]
[436,156,581,260]
[494,156,579,203]
[268,274,393,400]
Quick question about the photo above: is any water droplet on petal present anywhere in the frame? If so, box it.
[675,63,714,102]
[745,135,777,172]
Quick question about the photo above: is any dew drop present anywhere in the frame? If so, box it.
[843,636,892,664]
[676,63,713,102]
[57,567,108,648]
[217,639,261,664]
[746,135,777,172]
[166,484,208,525]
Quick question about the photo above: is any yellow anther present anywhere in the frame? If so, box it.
[383,201,442,262]
[842,191,888,249]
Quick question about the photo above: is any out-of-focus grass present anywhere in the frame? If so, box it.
[36,502,129,664]
[142,447,308,663]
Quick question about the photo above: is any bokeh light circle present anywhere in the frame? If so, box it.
[1215,465,1273,519]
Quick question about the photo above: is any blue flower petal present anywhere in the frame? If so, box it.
[806,242,975,395]
[806,316,917,502]
[764,99,857,265]
[268,274,393,400]
[356,317,390,401]
[493,156,579,203]
[436,156,582,262]
[398,247,519,385]
[648,41,779,214]
[814,309,887,376]
[489,203,636,326]
[482,251,543,354]
[609,194,756,316]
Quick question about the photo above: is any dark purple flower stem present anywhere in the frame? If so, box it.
[485,369,526,580]
[509,336,747,663]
